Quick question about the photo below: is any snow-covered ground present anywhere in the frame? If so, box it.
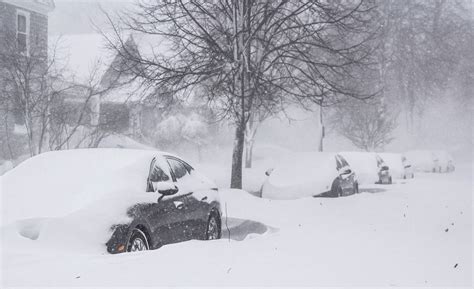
[1,158,471,287]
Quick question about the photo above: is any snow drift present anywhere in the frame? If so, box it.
[261,152,340,199]
[339,151,380,185]
[0,149,174,253]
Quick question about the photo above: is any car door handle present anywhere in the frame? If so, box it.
[173,201,185,209]
[201,196,208,201]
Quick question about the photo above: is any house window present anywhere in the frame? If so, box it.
[16,10,30,54]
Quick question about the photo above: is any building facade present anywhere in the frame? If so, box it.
[0,0,54,56]
[0,0,55,159]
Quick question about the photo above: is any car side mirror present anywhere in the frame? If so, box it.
[340,168,352,175]
[265,168,274,176]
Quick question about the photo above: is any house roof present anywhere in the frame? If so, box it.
[52,31,173,104]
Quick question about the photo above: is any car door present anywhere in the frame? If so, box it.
[145,156,189,245]
[166,157,212,240]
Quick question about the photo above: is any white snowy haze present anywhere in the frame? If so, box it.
[0,0,473,288]
[47,0,472,161]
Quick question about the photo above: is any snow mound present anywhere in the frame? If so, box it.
[339,151,379,185]
[405,150,438,172]
[261,152,339,200]
[1,149,162,225]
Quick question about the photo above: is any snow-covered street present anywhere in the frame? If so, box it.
[2,163,471,287]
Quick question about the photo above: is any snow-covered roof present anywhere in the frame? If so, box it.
[101,78,151,104]
[50,31,174,104]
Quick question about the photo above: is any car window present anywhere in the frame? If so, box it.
[376,155,384,166]
[335,156,343,170]
[339,156,349,167]
[167,158,189,180]
[148,158,170,182]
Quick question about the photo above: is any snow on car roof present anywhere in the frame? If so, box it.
[267,152,338,187]
[1,149,181,226]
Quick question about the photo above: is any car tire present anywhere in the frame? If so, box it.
[388,177,392,184]
[206,212,221,240]
[127,228,149,252]
[336,185,343,197]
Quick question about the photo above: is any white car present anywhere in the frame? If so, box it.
[261,152,359,199]
[379,153,415,179]
[404,150,453,173]
[339,152,392,185]
[432,150,455,173]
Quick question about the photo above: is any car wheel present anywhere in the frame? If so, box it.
[388,177,392,184]
[127,228,149,252]
[206,213,221,240]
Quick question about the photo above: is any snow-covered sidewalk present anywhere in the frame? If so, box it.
[1,164,472,287]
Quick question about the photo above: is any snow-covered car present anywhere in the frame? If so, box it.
[405,150,440,173]
[339,152,392,185]
[378,153,414,180]
[432,150,455,172]
[375,154,392,184]
[1,149,221,254]
[401,155,415,178]
[261,152,359,199]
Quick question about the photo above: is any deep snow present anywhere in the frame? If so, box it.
[1,159,472,287]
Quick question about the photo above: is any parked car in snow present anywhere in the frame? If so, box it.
[261,152,359,199]
[401,155,415,179]
[379,153,414,179]
[405,150,448,173]
[1,149,221,254]
[339,152,392,185]
[375,154,392,184]
[432,150,455,173]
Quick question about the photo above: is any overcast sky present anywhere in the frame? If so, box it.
[49,0,133,36]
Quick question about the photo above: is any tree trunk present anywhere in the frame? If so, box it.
[230,120,245,189]
[244,139,254,168]
[317,104,324,152]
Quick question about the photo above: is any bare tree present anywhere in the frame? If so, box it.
[104,0,378,188]
[375,0,472,130]
[329,96,397,151]
[0,31,122,159]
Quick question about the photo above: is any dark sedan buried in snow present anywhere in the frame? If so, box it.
[107,154,222,253]
[1,149,221,255]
